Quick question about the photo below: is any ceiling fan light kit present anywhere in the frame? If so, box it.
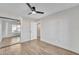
[32,11,36,14]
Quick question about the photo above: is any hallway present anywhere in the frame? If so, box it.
[0,39,78,55]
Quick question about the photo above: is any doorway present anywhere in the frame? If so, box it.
[37,23,40,40]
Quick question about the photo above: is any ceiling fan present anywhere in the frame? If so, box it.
[26,3,44,15]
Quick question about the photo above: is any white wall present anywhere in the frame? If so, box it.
[40,6,79,53]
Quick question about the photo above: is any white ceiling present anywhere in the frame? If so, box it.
[0,3,78,20]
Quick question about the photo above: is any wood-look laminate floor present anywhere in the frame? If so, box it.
[0,39,78,55]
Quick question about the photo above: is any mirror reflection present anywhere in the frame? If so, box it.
[0,18,21,48]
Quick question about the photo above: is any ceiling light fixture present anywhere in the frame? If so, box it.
[32,11,36,14]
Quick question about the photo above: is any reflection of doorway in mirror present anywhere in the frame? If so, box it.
[12,24,21,36]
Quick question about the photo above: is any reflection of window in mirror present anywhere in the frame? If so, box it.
[17,25,21,32]
[12,24,17,33]
[12,24,21,33]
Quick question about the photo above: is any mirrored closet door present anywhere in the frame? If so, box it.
[0,17,21,48]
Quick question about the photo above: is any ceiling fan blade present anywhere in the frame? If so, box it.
[36,11,44,14]
[26,3,33,11]
[26,3,44,15]
[28,12,32,15]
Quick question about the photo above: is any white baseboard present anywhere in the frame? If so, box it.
[41,39,79,54]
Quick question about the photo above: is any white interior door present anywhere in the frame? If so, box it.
[31,22,37,40]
